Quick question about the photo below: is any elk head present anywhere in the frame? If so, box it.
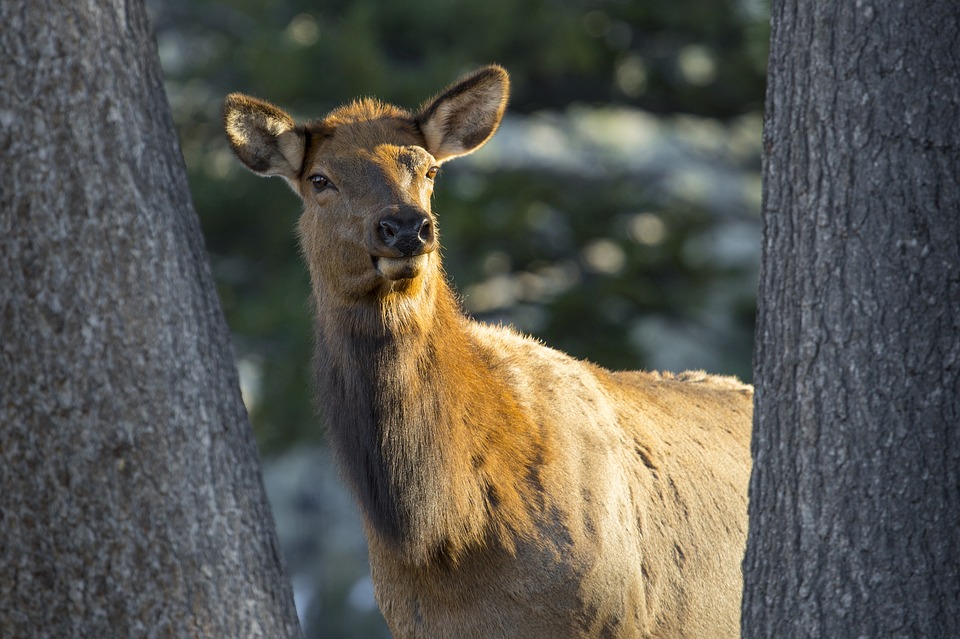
[223,66,509,311]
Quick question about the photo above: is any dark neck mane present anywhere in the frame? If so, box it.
[312,274,543,564]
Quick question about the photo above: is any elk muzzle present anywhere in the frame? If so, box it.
[369,208,437,281]
[377,213,435,257]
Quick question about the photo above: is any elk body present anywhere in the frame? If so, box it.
[223,66,752,638]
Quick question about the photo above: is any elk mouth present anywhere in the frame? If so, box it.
[373,253,430,281]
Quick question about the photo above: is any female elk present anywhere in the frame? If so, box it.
[223,65,752,638]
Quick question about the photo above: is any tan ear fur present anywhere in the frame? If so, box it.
[416,65,509,162]
[222,93,305,179]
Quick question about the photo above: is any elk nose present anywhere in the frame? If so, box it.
[378,215,434,256]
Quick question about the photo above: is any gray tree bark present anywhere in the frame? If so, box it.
[0,1,301,636]
[743,1,960,637]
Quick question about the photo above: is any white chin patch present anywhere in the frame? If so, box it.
[376,254,429,281]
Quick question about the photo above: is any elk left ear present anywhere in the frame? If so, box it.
[416,65,509,162]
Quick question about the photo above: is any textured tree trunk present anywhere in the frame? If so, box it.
[743,1,960,636]
[0,1,301,636]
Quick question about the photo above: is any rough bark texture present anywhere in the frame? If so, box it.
[744,1,960,636]
[0,1,301,636]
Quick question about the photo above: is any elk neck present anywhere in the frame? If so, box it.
[310,261,545,565]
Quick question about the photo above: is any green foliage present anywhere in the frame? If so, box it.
[157,0,768,115]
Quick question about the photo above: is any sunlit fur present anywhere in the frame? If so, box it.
[224,65,752,638]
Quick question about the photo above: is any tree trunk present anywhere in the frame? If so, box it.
[0,2,301,636]
[743,1,960,636]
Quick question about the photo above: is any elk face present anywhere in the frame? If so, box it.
[294,117,441,297]
[223,65,509,302]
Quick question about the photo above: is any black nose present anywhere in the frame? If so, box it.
[378,214,434,256]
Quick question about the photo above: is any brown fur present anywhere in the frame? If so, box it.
[223,65,752,638]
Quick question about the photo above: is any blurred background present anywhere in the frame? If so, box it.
[147,0,768,635]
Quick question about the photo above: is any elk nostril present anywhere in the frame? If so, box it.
[417,218,432,243]
[380,218,400,242]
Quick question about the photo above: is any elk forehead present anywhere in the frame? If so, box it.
[303,105,422,165]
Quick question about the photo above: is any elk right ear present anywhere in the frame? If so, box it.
[223,93,305,180]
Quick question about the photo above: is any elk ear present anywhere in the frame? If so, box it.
[223,93,305,180]
[416,65,509,162]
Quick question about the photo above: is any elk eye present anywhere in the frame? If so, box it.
[309,174,332,192]
[426,166,440,181]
